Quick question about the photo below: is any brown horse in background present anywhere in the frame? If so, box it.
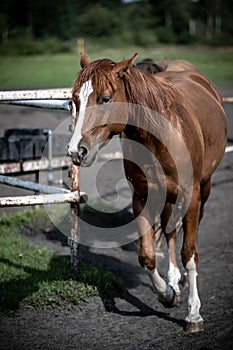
[68,53,227,332]
[135,57,199,74]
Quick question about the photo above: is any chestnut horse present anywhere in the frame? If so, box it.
[68,53,227,332]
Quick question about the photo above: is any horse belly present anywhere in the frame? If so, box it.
[197,101,226,180]
[175,78,227,181]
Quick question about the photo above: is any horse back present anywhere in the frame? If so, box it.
[157,70,227,181]
[160,70,222,104]
[166,59,199,73]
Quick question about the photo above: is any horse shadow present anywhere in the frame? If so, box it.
[79,244,185,328]
[102,290,185,328]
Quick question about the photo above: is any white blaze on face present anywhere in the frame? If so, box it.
[68,79,93,153]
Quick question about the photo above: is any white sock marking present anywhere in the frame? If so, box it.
[69,79,93,153]
[147,268,167,295]
[168,262,181,295]
[186,254,203,323]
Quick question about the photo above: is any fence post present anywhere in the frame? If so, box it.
[70,101,80,272]
[77,38,85,54]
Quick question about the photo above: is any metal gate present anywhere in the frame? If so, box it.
[0,88,82,271]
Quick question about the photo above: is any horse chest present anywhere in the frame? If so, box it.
[124,159,179,203]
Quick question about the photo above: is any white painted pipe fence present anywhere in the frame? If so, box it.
[0,88,80,271]
[0,174,88,207]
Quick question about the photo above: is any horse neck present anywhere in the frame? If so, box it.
[122,69,177,148]
[123,68,176,113]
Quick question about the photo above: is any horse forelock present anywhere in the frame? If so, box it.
[72,59,117,100]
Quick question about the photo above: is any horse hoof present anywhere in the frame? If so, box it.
[184,321,204,333]
[158,285,176,308]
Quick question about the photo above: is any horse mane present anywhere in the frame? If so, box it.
[72,59,117,99]
[123,66,183,116]
[121,66,192,151]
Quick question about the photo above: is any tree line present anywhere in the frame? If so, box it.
[0,0,232,54]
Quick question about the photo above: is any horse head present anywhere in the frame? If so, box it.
[68,52,137,166]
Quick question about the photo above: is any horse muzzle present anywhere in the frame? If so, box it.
[69,145,89,167]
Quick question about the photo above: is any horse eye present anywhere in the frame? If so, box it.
[99,95,112,105]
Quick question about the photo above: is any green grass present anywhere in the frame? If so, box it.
[0,45,232,89]
[0,207,123,313]
[0,54,79,89]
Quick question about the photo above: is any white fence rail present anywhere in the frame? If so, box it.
[223,97,233,103]
[0,88,80,271]
[0,88,72,100]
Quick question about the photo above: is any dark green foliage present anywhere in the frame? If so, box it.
[0,0,232,54]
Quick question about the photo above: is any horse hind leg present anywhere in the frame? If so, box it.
[161,204,181,303]
[180,180,210,332]
[181,187,204,332]
[199,179,211,222]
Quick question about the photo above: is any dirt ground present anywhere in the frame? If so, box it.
[0,87,233,349]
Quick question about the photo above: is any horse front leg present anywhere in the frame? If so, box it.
[161,204,181,301]
[182,188,204,332]
[133,194,176,307]
[166,232,182,300]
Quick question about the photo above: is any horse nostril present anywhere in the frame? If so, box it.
[69,151,80,166]
[79,145,89,158]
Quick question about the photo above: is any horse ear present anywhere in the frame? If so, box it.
[80,52,91,68]
[160,57,168,70]
[113,53,138,74]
